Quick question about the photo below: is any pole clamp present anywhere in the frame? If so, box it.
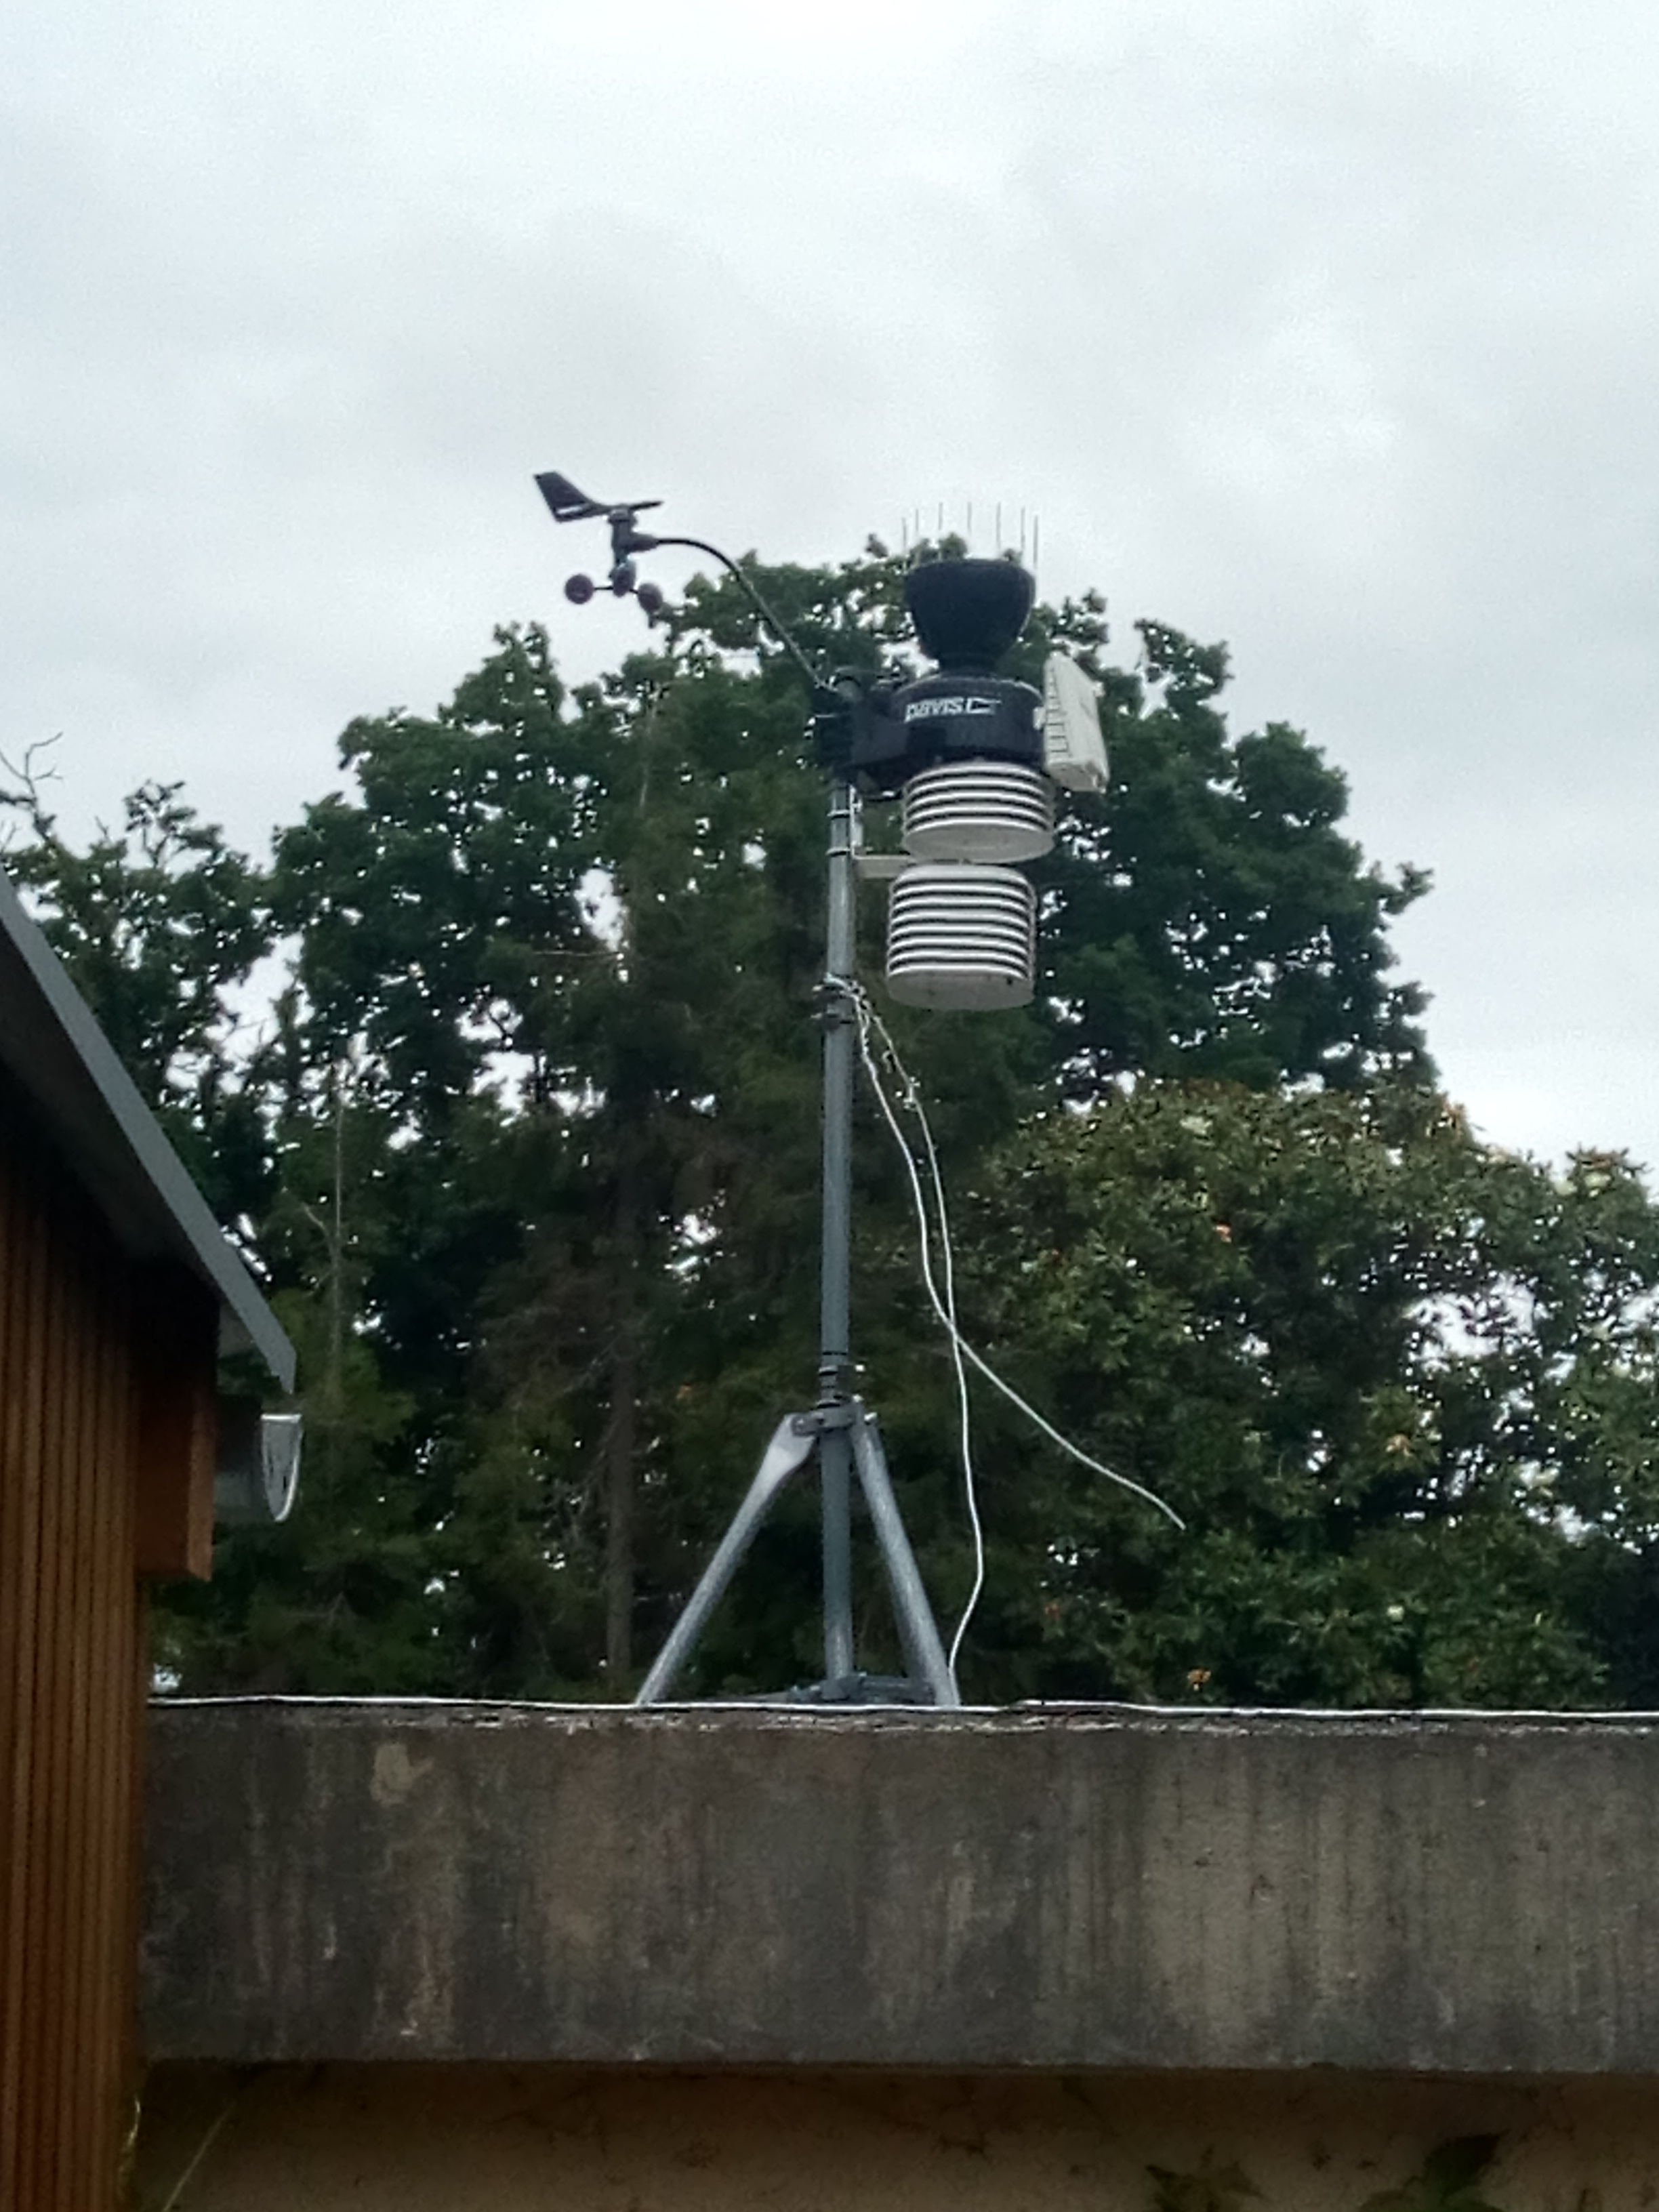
[792,1402,858,1438]
[812,977,859,1027]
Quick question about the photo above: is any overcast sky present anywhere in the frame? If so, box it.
[6,0,1659,1168]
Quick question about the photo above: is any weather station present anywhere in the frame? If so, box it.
[535,471,1166,1708]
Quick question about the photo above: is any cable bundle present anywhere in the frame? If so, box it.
[849,985,1185,1696]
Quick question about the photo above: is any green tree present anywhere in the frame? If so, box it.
[951,1081,1659,1706]
[258,628,618,1691]
[1016,616,1431,1097]
[588,557,1435,1694]
[3,548,1504,1705]
[0,756,272,1220]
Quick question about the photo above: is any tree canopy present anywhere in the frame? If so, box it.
[8,541,1657,1708]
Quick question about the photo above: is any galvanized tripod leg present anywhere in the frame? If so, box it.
[848,1407,959,1708]
[633,776,960,1708]
[634,1416,817,1704]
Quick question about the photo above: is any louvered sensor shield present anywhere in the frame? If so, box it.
[886,863,1038,1011]
[881,756,1054,1010]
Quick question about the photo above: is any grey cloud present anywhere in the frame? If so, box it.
[5,0,1659,1167]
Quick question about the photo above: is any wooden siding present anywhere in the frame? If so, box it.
[133,1266,220,1584]
[0,1076,213,2212]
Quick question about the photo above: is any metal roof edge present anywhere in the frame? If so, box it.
[0,863,295,1390]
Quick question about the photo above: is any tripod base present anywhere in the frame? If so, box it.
[634,1400,960,1707]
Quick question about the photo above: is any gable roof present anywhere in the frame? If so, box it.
[0,863,295,1389]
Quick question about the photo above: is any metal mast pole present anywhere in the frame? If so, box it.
[818,773,857,1684]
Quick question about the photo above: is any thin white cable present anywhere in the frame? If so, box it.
[863,1002,984,1675]
[867,1008,983,1673]
[920,1073,985,1681]
[851,994,980,1687]
[854,988,1186,1535]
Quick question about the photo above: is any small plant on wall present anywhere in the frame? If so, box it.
[1359,2136,1507,2212]
[1145,2136,1511,2212]
[1147,2155,1262,2212]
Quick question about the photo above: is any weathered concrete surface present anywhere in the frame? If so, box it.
[142,1700,1659,2073]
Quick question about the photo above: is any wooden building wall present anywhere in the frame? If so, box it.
[1,1074,218,2212]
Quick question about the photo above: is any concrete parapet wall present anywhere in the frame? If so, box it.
[141,1700,1659,2074]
